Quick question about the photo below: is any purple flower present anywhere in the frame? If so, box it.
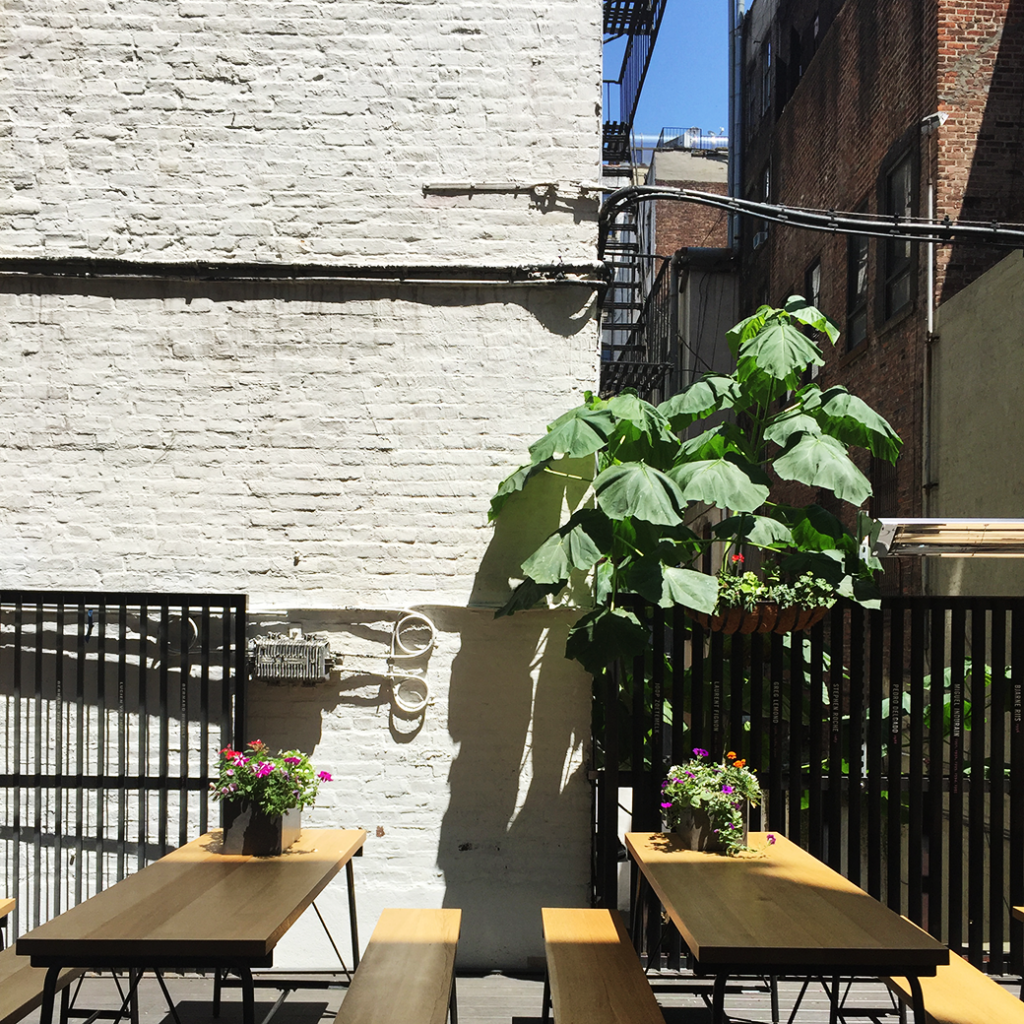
[767,833,776,845]
[722,784,734,794]
[660,801,672,810]
[318,771,333,782]
[692,748,709,758]
[283,756,302,765]
[661,780,668,790]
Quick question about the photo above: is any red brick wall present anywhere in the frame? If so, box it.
[655,179,729,253]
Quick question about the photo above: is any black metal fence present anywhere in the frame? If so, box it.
[593,596,1024,974]
[0,591,246,938]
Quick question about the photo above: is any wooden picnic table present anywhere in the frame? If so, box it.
[17,829,366,1024]
[625,831,948,1024]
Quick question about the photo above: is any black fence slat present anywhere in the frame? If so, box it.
[988,605,1007,974]
[0,591,245,935]
[1011,602,1024,974]
[948,605,966,954]
[886,604,904,912]
[866,610,884,900]
[927,603,947,940]
[907,601,926,925]
[826,605,844,872]
[807,622,825,860]
[968,603,987,964]
[847,605,865,887]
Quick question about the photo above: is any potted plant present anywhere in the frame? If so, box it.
[661,749,762,855]
[488,297,901,673]
[210,739,333,856]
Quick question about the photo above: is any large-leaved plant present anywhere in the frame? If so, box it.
[489,298,901,674]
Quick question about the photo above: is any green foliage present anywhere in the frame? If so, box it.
[661,750,763,855]
[210,740,331,817]
[490,298,902,671]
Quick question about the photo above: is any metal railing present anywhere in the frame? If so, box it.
[593,596,1024,974]
[0,591,246,938]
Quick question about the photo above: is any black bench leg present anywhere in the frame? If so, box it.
[769,976,779,1024]
[346,860,360,970]
[448,973,458,1024]
[213,968,223,1017]
[711,974,728,1024]
[541,972,551,1024]
[40,966,61,1024]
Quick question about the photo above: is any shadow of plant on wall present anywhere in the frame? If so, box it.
[436,607,591,970]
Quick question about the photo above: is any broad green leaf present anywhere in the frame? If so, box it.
[605,391,672,441]
[528,406,616,462]
[784,295,841,344]
[493,578,566,617]
[658,374,742,426]
[764,412,822,448]
[726,304,774,357]
[773,433,872,506]
[565,607,650,675]
[838,573,882,609]
[594,462,685,525]
[668,456,771,513]
[779,549,846,585]
[713,513,794,548]
[779,504,854,552]
[521,510,611,582]
[816,386,903,463]
[738,321,824,382]
[489,460,550,520]
[678,426,732,460]
[593,559,616,606]
[660,566,720,612]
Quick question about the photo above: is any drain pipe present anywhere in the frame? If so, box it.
[727,0,745,251]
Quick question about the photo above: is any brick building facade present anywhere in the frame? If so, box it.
[739,0,1024,594]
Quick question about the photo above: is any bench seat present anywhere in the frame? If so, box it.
[0,946,84,1024]
[885,951,1024,1024]
[335,908,461,1024]
[541,908,665,1024]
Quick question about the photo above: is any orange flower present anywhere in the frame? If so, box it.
[726,751,737,760]
[734,759,746,768]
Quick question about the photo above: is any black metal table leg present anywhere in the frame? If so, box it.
[346,860,359,969]
[711,974,729,1024]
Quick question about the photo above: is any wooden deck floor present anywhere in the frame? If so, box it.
[24,968,1024,1024]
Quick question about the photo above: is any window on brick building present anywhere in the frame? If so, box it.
[846,231,869,350]
[883,154,914,319]
[761,40,772,115]
[804,258,822,379]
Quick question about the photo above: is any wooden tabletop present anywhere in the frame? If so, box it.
[625,832,948,973]
[0,899,15,921]
[17,829,366,965]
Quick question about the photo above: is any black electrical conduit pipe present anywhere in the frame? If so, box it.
[0,255,607,288]
[599,185,1024,260]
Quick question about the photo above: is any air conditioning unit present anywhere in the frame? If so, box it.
[250,632,335,685]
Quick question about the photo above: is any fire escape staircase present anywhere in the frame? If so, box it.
[599,0,670,398]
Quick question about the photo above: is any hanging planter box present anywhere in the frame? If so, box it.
[686,603,831,635]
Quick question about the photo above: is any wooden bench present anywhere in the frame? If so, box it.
[541,908,665,1024]
[885,950,1024,1024]
[0,946,84,1024]
[335,908,461,1024]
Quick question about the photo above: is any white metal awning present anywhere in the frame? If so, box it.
[871,518,1024,557]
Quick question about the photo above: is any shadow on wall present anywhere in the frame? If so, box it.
[432,606,591,972]
[0,276,597,339]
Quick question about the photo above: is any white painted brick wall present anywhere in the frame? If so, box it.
[0,0,602,264]
[0,0,602,971]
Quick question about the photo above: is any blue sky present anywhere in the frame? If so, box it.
[605,0,730,141]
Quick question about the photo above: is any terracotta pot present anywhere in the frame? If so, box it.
[669,804,748,855]
[686,603,830,635]
[221,802,301,856]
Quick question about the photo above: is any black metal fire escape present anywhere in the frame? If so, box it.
[600,0,669,398]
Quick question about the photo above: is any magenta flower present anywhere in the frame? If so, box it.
[318,771,333,782]
[692,748,709,758]
[722,784,734,794]
[283,756,302,765]
[660,801,672,810]
[255,761,275,778]
[767,833,776,845]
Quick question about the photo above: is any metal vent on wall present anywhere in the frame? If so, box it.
[250,632,335,685]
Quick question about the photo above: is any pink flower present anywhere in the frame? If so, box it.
[767,833,776,845]
[317,771,333,782]
[283,756,302,765]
